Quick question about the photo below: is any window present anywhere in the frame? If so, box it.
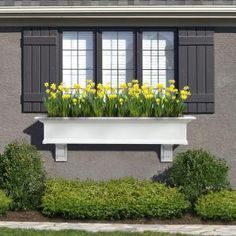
[62,29,174,88]
[102,31,134,88]
[142,31,174,86]
[63,31,94,88]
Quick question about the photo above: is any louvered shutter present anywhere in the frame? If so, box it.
[178,28,214,114]
[22,28,60,112]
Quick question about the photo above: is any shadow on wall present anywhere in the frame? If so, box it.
[24,121,174,181]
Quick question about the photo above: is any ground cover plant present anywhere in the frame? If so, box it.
[43,80,191,117]
[0,229,188,236]
[0,141,46,210]
[168,149,229,204]
[195,190,236,220]
[42,178,190,220]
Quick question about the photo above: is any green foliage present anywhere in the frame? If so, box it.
[43,80,190,118]
[0,190,11,215]
[195,190,236,220]
[0,141,46,210]
[42,178,190,220]
[168,149,229,203]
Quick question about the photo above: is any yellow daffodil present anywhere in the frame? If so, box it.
[108,94,117,100]
[44,82,49,87]
[172,96,176,100]
[156,98,161,104]
[157,83,164,90]
[145,94,154,99]
[45,89,50,94]
[181,95,188,100]
[62,94,70,100]
[50,92,56,99]
[120,83,127,89]
[132,79,139,84]
[58,84,64,92]
[169,80,175,84]
[73,84,81,90]
[119,98,124,105]
[72,98,77,104]
[183,85,190,91]
[50,83,57,90]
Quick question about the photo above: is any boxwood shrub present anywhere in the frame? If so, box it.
[195,190,236,221]
[0,141,46,210]
[0,190,11,215]
[42,178,190,220]
[168,149,229,203]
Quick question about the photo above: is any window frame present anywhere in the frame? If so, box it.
[59,27,177,87]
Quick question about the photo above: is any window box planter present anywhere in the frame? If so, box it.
[35,116,195,162]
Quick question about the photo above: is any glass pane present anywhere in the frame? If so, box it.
[63,32,77,50]
[142,32,158,50]
[78,32,93,50]
[159,32,174,50]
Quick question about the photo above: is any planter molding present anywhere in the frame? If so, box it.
[35,116,196,162]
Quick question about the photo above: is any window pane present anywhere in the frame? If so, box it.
[142,31,174,86]
[102,31,133,88]
[63,31,94,87]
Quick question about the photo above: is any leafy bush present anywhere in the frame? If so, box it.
[0,190,11,215]
[42,178,190,220]
[0,141,46,210]
[168,149,229,203]
[195,190,236,220]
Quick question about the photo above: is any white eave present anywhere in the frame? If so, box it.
[0,6,236,18]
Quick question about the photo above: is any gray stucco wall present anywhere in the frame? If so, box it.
[0,27,236,185]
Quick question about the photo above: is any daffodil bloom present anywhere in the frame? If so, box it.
[58,84,64,92]
[45,89,50,94]
[50,83,57,90]
[50,92,56,99]
[120,83,127,89]
[132,79,139,84]
[73,84,81,90]
[172,96,176,100]
[156,98,161,104]
[145,94,154,99]
[62,94,70,100]
[72,98,77,104]
[108,94,117,100]
[97,83,103,90]
[157,83,164,90]
[169,80,175,84]
[44,82,49,87]
[183,85,190,91]
[127,82,132,87]
[119,98,124,105]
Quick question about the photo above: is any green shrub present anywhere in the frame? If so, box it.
[0,190,11,215]
[42,178,190,220]
[0,141,46,210]
[168,149,229,203]
[195,190,236,220]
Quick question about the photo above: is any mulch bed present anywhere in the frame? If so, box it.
[0,211,235,225]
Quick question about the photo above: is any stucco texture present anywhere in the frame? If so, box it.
[0,30,235,185]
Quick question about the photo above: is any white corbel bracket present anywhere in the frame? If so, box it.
[160,145,173,162]
[55,144,67,162]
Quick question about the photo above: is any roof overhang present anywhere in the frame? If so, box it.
[0,6,236,18]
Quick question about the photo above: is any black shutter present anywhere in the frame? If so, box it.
[178,28,214,114]
[22,28,60,112]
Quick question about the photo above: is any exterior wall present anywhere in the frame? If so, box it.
[0,27,236,185]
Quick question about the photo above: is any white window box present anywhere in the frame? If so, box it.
[35,116,196,162]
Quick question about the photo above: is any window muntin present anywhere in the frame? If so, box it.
[63,31,94,88]
[142,31,174,86]
[102,31,134,88]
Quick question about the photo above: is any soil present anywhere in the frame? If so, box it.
[0,211,236,225]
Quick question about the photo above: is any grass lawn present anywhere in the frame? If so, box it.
[0,229,188,236]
